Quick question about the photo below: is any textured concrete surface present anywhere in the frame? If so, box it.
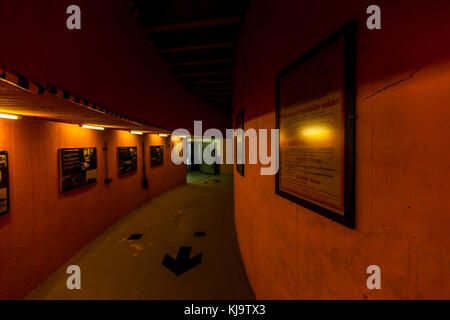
[233,0,450,299]
[27,175,254,300]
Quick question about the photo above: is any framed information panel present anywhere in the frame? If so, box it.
[275,21,356,229]
[59,148,98,193]
[236,109,244,177]
[150,145,164,167]
[118,147,137,175]
[0,151,9,215]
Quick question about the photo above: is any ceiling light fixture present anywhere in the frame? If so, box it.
[130,131,143,135]
[81,125,105,131]
[0,113,20,120]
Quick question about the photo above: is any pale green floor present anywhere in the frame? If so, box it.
[27,174,254,300]
[186,171,214,184]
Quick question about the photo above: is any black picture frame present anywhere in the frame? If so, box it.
[236,109,245,177]
[150,145,164,167]
[59,147,98,193]
[275,21,356,229]
[117,146,138,175]
[0,151,10,215]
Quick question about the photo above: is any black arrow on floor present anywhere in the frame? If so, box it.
[162,246,203,276]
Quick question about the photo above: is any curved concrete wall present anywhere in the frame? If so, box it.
[233,0,450,299]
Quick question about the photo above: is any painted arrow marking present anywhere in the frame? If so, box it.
[162,246,203,276]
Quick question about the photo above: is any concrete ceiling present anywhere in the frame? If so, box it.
[0,67,170,133]
[128,0,250,110]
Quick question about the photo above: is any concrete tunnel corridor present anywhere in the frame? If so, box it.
[1,0,450,306]
[27,174,254,300]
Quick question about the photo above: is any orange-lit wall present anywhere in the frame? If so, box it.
[233,0,450,299]
[0,118,185,299]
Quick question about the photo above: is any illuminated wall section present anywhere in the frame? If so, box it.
[0,117,186,299]
[233,0,450,299]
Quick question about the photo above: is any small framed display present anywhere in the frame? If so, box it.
[275,21,356,229]
[59,147,98,193]
[236,109,244,177]
[0,151,9,215]
[118,147,138,175]
[150,145,164,167]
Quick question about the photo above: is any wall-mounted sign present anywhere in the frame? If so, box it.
[164,136,171,148]
[0,151,9,215]
[59,148,98,193]
[236,109,244,177]
[150,145,164,166]
[117,147,137,175]
[275,21,356,229]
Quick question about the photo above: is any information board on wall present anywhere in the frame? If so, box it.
[0,151,9,215]
[276,22,356,229]
[150,145,164,166]
[118,147,137,175]
[59,148,98,193]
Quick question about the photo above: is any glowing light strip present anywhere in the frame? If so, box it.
[130,131,143,135]
[82,125,105,131]
[0,113,19,120]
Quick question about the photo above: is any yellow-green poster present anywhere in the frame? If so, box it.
[276,22,356,229]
